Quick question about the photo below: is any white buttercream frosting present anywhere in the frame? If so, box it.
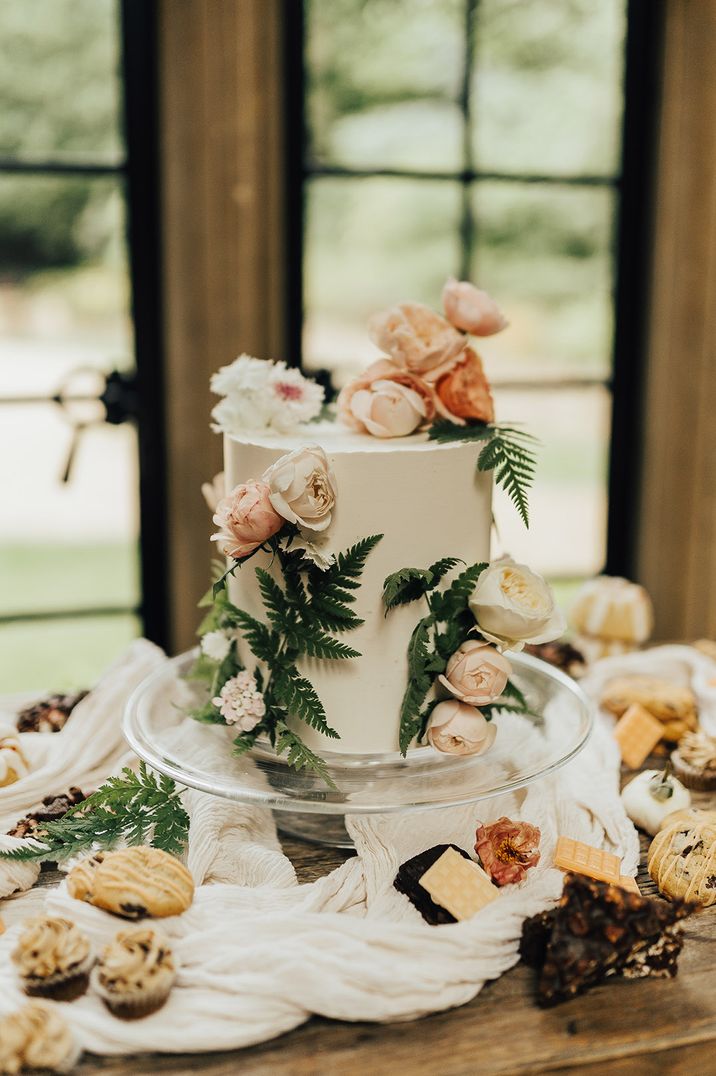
[224,421,492,753]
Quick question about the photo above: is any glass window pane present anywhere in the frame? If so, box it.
[306,0,465,172]
[0,614,140,694]
[472,181,615,381]
[472,0,627,177]
[491,385,610,579]
[0,0,123,164]
[0,175,132,397]
[0,404,139,615]
[303,177,462,384]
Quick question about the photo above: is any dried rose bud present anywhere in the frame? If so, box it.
[475,816,541,886]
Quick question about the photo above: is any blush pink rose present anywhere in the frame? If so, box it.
[442,278,508,336]
[474,816,541,886]
[337,359,436,438]
[211,479,283,560]
[368,302,466,377]
[435,347,495,423]
[426,700,497,756]
[438,641,511,706]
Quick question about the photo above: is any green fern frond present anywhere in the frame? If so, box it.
[477,429,537,528]
[275,727,337,789]
[272,665,339,738]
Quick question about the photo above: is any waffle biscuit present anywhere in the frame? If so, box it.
[613,704,663,768]
[553,836,621,884]
[419,848,498,920]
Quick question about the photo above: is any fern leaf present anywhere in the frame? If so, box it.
[231,608,276,663]
[430,562,487,621]
[428,419,493,443]
[301,625,361,660]
[477,429,537,528]
[275,727,337,789]
[398,616,435,755]
[382,567,433,611]
[335,534,383,579]
[272,665,339,738]
[255,567,286,628]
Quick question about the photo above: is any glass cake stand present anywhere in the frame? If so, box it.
[123,650,594,847]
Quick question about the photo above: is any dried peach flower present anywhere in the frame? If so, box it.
[474,816,541,886]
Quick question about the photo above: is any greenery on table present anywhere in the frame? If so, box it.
[0,763,189,864]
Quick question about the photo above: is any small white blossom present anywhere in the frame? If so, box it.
[201,630,233,662]
[210,354,324,436]
[212,671,266,732]
[287,534,336,571]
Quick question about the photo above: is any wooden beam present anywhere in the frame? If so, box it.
[636,0,716,639]
[157,0,288,651]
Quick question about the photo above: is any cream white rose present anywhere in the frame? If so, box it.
[469,559,566,651]
[262,444,337,534]
[426,700,497,756]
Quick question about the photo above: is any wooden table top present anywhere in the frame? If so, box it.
[57,780,715,1075]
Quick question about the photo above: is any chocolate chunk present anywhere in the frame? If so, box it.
[394,844,472,925]
[8,788,86,839]
[520,873,694,1007]
[16,691,88,734]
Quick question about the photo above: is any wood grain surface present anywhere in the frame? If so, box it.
[65,778,716,1076]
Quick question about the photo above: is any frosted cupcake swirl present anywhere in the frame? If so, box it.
[12,916,93,982]
[0,1000,80,1074]
[95,928,176,999]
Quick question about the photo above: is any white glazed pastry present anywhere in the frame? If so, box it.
[0,726,30,787]
[570,576,653,646]
[621,769,691,836]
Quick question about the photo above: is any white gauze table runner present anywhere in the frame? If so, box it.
[1,640,713,1056]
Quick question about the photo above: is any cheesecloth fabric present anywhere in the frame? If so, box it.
[2,640,709,1056]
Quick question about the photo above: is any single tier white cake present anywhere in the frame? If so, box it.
[224,422,492,754]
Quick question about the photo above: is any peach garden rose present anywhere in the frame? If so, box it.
[442,278,508,336]
[426,700,497,756]
[435,347,495,423]
[337,359,436,438]
[368,302,465,378]
[211,480,284,560]
[438,640,511,706]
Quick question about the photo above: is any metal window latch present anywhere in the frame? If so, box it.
[56,367,139,483]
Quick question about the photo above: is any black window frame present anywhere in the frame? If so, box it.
[287,0,662,580]
[0,0,168,647]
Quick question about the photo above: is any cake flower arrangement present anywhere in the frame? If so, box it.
[383,557,565,754]
[337,278,537,526]
[193,280,560,782]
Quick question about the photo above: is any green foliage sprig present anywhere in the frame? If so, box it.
[383,559,532,754]
[0,763,190,864]
[189,534,383,784]
[428,420,538,527]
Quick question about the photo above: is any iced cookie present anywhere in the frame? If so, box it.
[67,846,194,919]
[648,811,716,905]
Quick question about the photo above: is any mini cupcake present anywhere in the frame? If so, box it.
[11,916,94,1001]
[92,928,176,1019]
[671,730,716,791]
[0,1000,80,1074]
